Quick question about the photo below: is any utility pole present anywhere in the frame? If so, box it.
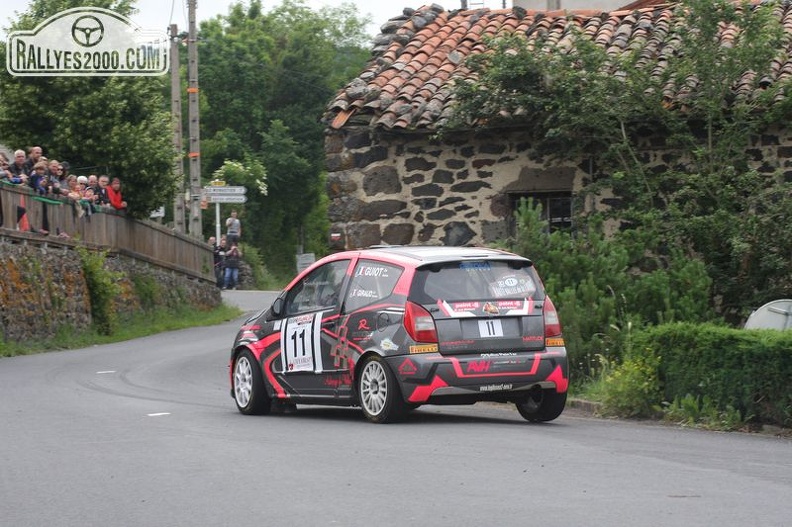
[187,0,203,238]
[170,24,186,234]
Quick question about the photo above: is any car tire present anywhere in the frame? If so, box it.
[515,388,567,422]
[358,356,406,424]
[233,350,272,415]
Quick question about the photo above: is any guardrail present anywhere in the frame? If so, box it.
[0,182,213,282]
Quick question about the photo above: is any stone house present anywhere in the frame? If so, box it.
[322,2,792,250]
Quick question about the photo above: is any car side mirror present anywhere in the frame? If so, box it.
[270,296,284,318]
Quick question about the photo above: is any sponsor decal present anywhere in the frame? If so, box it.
[398,358,418,375]
[351,288,378,298]
[288,356,312,370]
[466,360,492,373]
[522,335,543,342]
[380,338,399,351]
[479,383,513,392]
[481,352,517,357]
[546,337,565,347]
[489,275,535,297]
[442,339,476,348]
[451,301,480,311]
[357,318,371,331]
[6,7,169,76]
[409,343,438,354]
[323,373,352,388]
[482,302,499,315]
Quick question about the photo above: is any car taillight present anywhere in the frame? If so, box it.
[543,297,562,338]
[404,301,438,343]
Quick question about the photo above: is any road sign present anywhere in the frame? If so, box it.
[203,185,246,195]
[206,195,247,204]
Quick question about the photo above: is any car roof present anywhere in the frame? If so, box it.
[354,245,531,266]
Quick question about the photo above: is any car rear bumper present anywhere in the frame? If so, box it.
[385,348,568,404]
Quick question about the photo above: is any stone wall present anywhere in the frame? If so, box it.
[0,234,220,344]
[325,128,596,249]
[325,125,792,249]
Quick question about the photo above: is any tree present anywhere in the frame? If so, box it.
[197,0,369,276]
[0,0,174,219]
[450,0,792,322]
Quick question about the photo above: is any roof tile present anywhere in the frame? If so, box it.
[326,1,786,131]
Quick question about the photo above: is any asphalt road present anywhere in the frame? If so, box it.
[0,291,790,527]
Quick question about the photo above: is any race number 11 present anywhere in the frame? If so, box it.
[478,319,504,338]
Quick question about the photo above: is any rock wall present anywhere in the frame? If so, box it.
[325,128,595,249]
[325,126,791,249]
[0,234,220,344]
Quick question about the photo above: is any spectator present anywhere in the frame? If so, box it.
[0,154,12,181]
[8,150,27,178]
[95,174,110,206]
[59,161,71,182]
[223,243,241,290]
[28,161,49,194]
[209,236,225,288]
[106,177,128,214]
[64,174,83,200]
[225,209,241,245]
[46,159,65,195]
[23,146,43,174]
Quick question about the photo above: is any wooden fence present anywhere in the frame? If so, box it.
[0,183,214,282]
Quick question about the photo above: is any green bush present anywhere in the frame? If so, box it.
[506,199,713,379]
[633,323,792,426]
[77,247,123,336]
[131,274,161,310]
[598,350,663,419]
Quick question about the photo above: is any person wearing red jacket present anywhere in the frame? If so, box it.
[106,177,128,214]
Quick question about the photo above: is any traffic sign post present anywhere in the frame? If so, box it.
[205,195,247,203]
[203,185,247,241]
[203,186,247,195]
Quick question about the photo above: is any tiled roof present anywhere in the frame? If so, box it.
[325,1,792,131]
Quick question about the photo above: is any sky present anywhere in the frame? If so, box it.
[0,1,505,41]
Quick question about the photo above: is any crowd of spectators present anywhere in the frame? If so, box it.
[0,145,128,216]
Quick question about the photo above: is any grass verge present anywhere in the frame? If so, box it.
[0,303,243,358]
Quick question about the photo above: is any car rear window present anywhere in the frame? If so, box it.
[410,260,544,303]
[344,260,404,312]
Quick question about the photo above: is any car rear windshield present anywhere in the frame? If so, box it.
[410,260,544,304]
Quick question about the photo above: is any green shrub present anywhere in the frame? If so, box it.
[506,199,713,380]
[131,274,161,310]
[77,247,123,336]
[598,349,663,419]
[633,323,792,426]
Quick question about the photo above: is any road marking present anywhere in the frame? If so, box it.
[147,412,171,417]
[96,370,116,374]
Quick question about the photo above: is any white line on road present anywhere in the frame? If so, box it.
[147,412,171,417]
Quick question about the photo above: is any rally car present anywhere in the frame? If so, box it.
[229,245,568,423]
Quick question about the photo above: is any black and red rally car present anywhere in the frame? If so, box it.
[229,246,568,423]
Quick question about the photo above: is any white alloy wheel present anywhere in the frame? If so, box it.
[360,359,388,416]
[233,350,271,415]
[358,356,406,423]
[234,354,254,408]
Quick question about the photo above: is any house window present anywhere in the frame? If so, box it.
[508,192,573,235]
